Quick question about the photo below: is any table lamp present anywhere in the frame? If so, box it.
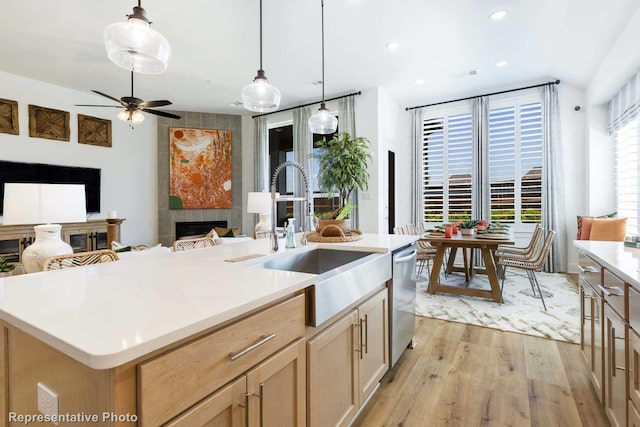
[247,191,272,238]
[3,183,87,273]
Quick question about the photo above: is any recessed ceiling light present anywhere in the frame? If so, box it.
[495,60,508,67]
[416,79,425,85]
[385,42,400,50]
[490,10,507,21]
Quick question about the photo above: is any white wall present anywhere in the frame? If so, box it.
[0,71,158,246]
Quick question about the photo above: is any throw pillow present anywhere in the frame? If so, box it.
[577,211,617,239]
[206,228,220,239]
[214,227,240,238]
[588,217,627,241]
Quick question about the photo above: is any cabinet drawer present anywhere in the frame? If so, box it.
[602,269,625,318]
[138,294,305,427]
[631,287,640,331]
[578,252,601,289]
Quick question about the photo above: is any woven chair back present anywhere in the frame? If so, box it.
[43,249,120,271]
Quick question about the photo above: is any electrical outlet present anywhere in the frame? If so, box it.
[37,382,58,423]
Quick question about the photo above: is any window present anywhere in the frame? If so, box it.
[614,118,640,234]
[421,93,543,227]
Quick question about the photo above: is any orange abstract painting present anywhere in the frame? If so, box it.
[169,127,232,209]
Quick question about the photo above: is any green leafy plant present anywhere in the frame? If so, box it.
[314,131,371,219]
[0,257,15,273]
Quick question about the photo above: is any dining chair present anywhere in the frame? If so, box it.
[172,236,217,252]
[43,249,120,271]
[497,230,556,311]
[394,224,439,277]
[495,224,544,278]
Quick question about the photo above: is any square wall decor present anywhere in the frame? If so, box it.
[0,98,19,135]
[28,104,70,141]
[169,127,232,209]
[78,114,112,148]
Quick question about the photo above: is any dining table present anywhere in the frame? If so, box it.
[420,231,515,302]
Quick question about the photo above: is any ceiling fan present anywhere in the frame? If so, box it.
[76,71,181,126]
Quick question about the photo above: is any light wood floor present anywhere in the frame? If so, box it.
[352,317,610,427]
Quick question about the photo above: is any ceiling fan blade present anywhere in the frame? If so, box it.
[91,90,125,106]
[140,100,172,108]
[142,109,182,119]
[74,104,121,108]
[143,109,182,119]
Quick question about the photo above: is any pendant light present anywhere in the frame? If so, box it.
[308,0,338,134]
[241,0,281,112]
[104,0,171,74]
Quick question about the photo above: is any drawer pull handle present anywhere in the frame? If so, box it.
[578,265,599,273]
[598,285,623,297]
[229,333,276,361]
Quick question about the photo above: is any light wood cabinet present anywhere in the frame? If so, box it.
[307,288,389,427]
[605,303,627,427]
[2,293,306,427]
[165,338,306,427]
[0,220,110,262]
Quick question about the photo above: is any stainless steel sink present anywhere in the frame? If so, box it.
[249,249,391,327]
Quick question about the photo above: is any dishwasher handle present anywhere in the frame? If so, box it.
[394,248,416,264]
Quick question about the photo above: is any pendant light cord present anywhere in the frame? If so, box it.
[259,0,263,70]
[321,0,325,102]
[130,71,134,97]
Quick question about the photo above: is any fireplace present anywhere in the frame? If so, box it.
[175,221,227,239]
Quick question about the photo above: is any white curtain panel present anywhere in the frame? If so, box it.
[293,106,313,224]
[410,109,424,226]
[542,84,567,272]
[254,116,269,192]
[608,72,640,134]
[472,96,490,222]
[338,96,358,230]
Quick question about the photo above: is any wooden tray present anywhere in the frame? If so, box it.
[306,229,363,243]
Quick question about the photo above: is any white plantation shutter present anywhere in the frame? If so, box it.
[422,111,473,223]
[488,100,543,224]
[615,119,640,234]
[422,93,542,229]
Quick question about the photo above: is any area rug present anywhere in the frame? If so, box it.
[415,270,580,343]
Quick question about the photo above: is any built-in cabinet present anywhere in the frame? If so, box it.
[0,220,109,262]
[307,288,388,427]
[578,249,640,427]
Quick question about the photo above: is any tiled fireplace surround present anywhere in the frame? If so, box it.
[157,112,243,247]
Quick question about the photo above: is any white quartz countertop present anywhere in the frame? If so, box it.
[0,233,416,369]
[574,240,640,287]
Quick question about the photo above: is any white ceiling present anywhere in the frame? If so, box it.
[0,0,638,115]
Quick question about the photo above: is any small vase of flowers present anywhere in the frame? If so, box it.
[458,219,489,235]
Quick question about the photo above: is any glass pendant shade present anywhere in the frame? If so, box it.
[104,17,171,74]
[117,109,145,125]
[308,103,338,134]
[242,70,281,112]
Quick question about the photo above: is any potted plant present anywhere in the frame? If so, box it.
[314,132,371,235]
[0,257,16,277]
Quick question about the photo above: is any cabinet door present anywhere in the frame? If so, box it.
[246,338,305,427]
[631,402,640,427]
[164,376,246,427]
[630,328,640,414]
[605,304,627,427]
[307,310,359,427]
[358,288,389,405]
[580,279,593,367]
[63,229,91,253]
[593,292,605,403]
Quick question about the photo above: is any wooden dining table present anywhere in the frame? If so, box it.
[420,232,515,302]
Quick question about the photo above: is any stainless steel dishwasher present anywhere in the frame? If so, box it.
[389,243,417,367]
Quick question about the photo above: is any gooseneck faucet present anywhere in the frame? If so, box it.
[270,161,312,251]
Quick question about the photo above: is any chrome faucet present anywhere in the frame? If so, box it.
[270,161,312,251]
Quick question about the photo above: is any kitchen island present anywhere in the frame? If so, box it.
[0,233,415,426]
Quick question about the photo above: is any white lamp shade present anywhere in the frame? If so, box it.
[241,74,281,113]
[104,18,171,74]
[247,192,272,214]
[308,106,338,134]
[3,183,87,225]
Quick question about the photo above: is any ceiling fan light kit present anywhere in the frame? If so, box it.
[242,0,281,112]
[308,0,338,134]
[103,1,171,74]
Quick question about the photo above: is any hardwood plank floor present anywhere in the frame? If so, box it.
[352,317,610,427]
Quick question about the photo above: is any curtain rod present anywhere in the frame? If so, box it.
[251,90,361,118]
[405,79,560,111]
